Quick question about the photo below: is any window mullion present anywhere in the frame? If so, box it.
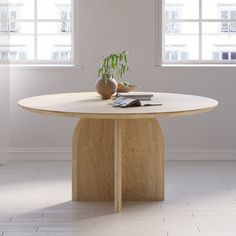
[34,0,37,60]
[199,0,202,61]
[161,0,165,63]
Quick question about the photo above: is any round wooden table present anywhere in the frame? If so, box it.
[18,92,218,213]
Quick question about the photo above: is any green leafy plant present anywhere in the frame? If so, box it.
[98,51,129,84]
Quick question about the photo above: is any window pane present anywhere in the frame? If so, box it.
[38,0,71,20]
[165,0,199,19]
[203,0,236,19]
[7,0,34,19]
[0,21,34,33]
[0,35,9,44]
[164,22,199,61]
[202,22,236,60]
[0,21,8,32]
[37,35,71,60]
[38,22,71,34]
[9,36,34,60]
[0,4,8,21]
[9,22,34,33]
[0,36,10,61]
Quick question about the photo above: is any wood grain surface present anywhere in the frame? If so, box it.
[122,119,164,201]
[18,92,218,119]
[114,119,123,212]
[72,118,114,201]
[72,118,164,203]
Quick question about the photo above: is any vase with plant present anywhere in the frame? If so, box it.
[96,51,129,99]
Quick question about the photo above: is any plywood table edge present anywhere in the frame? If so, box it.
[18,103,218,119]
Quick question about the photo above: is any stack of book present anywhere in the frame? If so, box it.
[111,92,162,108]
[110,92,162,108]
[116,92,154,101]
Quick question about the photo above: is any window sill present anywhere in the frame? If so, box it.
[0,64,79,70]
[157,63,236,68]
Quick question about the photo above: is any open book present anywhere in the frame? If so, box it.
[111,97,162,108]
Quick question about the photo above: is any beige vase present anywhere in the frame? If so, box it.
[96,76,118,99]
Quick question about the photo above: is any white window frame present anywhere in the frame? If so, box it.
[156,0,236,66]
[0,0,75,66]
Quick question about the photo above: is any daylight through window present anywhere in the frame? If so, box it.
[0,0,73,64]
[163,0,236,64]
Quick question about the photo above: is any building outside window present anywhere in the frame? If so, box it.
[213,44,236,60]
[165,5,183,33]
[0,0,73,65]
[219,5,236,32]
[165,44,188,61]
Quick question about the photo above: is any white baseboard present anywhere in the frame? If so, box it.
[166,148,236,160]
[8,148,71,161]
[6,147,236,161]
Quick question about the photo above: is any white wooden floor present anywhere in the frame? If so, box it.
[0,161,236,236]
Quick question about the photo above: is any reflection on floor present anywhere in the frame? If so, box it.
[0,161,236,236]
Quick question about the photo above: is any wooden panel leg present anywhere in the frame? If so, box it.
[72,121,79,201]
[72,118,114,201]
[122,119,164,201]
[72,118,164,209]
[114,119,122,213]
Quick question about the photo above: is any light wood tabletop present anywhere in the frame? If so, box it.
[18,92,218,119]
[18,92,218,213]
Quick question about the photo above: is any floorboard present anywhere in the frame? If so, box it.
[0,160,236,236]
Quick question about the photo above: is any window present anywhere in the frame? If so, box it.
[0,0,73,65]
[162,0,236,64]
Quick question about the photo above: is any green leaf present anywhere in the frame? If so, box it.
[119,53,123,62]
[107,57,110,68]
[115,55,118,68]
[112,55,116,69]
[124,54,127,63]
[122,65,124,76]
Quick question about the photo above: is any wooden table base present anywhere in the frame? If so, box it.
[72,118,164,213]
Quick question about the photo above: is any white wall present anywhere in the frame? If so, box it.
[0,68,9,163]
[8,0,236,160]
